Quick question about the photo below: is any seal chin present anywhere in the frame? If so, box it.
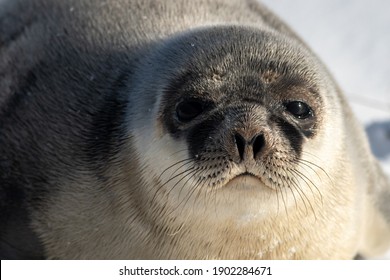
[224,172,271,191]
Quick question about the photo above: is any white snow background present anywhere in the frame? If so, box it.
[261,0,390,259]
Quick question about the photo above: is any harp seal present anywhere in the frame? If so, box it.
[1,0,389,259]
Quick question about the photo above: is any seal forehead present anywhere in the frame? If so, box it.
[153,25,321,84]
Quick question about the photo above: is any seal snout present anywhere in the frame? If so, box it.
[233,132,265,163]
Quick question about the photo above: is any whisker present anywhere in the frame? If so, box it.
[291,168,323,206]
[178,174,206,216]
[297,157,332,183]
[274,180,281,218]
[301,150,323,161]
[190,176,207,211]
[290,182,309,215]
[150,166,196,206]
[168,148,191,157]
[157,158,194,182]
[277,181,289,218]
[169,167,213,218]
[288,172,316,218]
[201,173,218,216]
[175,167,202,200]
[160,162,195,187]
[285,178,298,211]
[165,167,198,199]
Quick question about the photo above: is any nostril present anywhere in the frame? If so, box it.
[234,133,246,161]
[252,134,265,158]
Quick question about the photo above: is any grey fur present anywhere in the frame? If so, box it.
[0,0,389,259]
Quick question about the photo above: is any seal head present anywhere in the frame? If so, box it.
[125,26,357,259]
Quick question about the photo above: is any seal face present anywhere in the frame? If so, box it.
[131,27,328,213]
[168,35,318,190]
[1,0,389,259]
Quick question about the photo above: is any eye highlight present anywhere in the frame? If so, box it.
[176,100,204,122]
[285,101,313,119]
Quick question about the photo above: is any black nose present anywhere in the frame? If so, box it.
[234,132,265,162]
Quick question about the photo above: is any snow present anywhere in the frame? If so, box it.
[261,0,390,259]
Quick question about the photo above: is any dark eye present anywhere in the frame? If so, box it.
[176,100,204,122]
[285,101,313,119]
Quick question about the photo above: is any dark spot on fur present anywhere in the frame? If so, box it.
[261,69,281,84]
[187,114,225,159]
[0,158,46,259]
[86,72,129,166]
[272,116,303,156]
[0,200,45,259]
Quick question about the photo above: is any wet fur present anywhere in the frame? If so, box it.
[0,0,389,259]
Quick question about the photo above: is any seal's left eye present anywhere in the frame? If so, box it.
[176,100,204,122]
[285,101,313,119]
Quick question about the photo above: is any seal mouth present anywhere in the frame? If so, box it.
[224,172,269,190]
[234,172,261,181]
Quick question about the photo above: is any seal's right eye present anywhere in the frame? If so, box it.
[285,101,313,120]
[176,100,204,122]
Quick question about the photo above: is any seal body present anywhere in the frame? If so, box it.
[1,0,389,259]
